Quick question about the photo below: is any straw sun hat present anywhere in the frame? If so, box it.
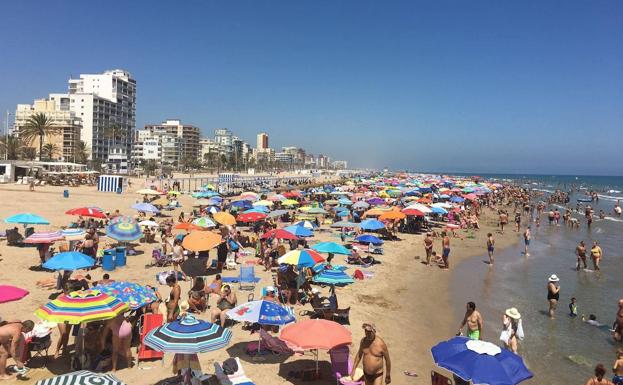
[505,307,521,320]
[548,274,560,282]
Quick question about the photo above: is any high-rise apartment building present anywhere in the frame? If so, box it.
[143,119,200,161]
[67,69,136,161]
[256,132,269,150]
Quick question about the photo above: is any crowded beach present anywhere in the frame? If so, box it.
[0,173,621,385]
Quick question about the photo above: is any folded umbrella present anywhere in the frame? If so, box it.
[227,300,295,325]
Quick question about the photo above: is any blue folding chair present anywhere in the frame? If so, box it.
[238,265,259,291]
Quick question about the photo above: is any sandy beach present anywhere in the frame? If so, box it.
[0,181,519,385]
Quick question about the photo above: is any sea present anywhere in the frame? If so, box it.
[449,174,623,385]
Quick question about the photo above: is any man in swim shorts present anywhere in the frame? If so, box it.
[441,235,450,269]
[523,226,531,257]
[351,322,391,385]
[613,348,623,385]
[458,302,483,340]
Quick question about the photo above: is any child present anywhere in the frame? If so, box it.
[569,297,578,317]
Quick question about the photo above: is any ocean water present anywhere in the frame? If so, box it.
[450,175,623,385]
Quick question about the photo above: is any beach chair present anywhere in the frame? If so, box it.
[137,313,165,366]
[431,370,454,385]
[225,253,237,270]
[330,345,363,385]
[238,266,259,291]
[151,248,172,267]
[214,357,255,385]
[259,329,303,356]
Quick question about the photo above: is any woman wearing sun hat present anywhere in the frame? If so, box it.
[500,307,524,353]
[548,274,561,318]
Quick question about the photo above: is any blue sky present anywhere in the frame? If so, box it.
[1,1,622,175]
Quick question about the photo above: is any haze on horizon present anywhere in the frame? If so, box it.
[1,1,621,175]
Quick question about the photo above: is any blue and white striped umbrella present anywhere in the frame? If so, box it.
[144,315,232,354]
[36,370,126,385]
[227,300,295,325]
[313,269,355,286]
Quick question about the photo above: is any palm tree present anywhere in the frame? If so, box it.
[21,147,37,160]
[0,135,23,160]
[41,143,59,161]
[19,113,62,160]
[73,141,90,164]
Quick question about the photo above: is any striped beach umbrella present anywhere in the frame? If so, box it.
[35,290,129,324]
[35,371,126,385]
[24,231,64,244]
[95,282,158,310]
[278,249,325,267]
[106,219,142,242]
[144,315,232,354]
[62,228,87,241]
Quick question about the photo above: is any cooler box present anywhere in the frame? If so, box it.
[115,247,127,267]
[102,251,115,271]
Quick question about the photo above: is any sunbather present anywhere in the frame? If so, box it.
[210,285,237,327]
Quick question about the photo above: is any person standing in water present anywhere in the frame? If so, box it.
[351,322,391,385]
[584,364,614,385]
[547,274,560,319]
[576,241,588,270]
[458,302,483,340]
[486,233,495,265]
[591,241,603,271]
[523,226,531,256]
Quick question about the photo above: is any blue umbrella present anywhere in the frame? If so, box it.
[313,269,354,286]
[96,281,158,310]
[192,191,219,198]
[355,234,384,245]
[430,206,448,215]
[204,206,221,214]
[42,251,95,271]
[284,225,313,237]
[5,213,49,225]
[293,220,318,230]
[227,300,295,325]
[338,198,353,206]
[336,211,350,217]
[432,336,533,385]
[231,200,253,209]
[144,315,232,354]
[359,219,385,231]
[450,196,465,203]
[245,206,269,214]
[312,242,351,255]
[131,203,160,214]
[330,221,356,228]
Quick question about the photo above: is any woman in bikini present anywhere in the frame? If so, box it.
[166,274,181,322]
[584,364,614,385]
[101,313,133,371]
[210,285,237,327]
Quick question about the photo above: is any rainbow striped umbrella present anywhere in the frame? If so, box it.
[24,231,64,244]
[278,249,325,267]
[106,217,142,241]
[35,290,128,324]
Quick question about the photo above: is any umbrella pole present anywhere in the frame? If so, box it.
[315,349,319,377]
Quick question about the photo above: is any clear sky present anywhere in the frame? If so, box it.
[1,1,621,175]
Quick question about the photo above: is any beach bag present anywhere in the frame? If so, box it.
[222,358,238,375]
[353,269,364,280]
[228,238,239,251]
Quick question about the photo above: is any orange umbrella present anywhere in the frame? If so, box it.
[280,319,351,350]
[213,212,236,226]
[181,231,223,252]
[174,222,204,231]
[362,208,389,218]
[379,211,406,221]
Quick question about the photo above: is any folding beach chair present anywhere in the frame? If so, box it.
[330,345,363,385]
[137,313,164,366]
[431,370,454,385]
[238,266,259,291]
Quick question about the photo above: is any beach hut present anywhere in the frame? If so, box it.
[98,175,127,193]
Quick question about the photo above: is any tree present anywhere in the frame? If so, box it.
[0,135,23,160]
[143,159,158,177]
[19,113,62,160]
[41,143,59,161]
[21,147,37,160]
[74,141,90,164]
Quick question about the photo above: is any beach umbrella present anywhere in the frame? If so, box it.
[168,190,182,196]
[194,198,213,206]
[306,207,327,214]
[202,183,216,191]
[174,222,203,231]
[366,197,385,206]
[324,199,339,205]
[65,207,107,219]
[192,191,219,198]
[336,210,350,217]
[311,242,351,255]
[330,221,356,228]
[5,213,49,225]
[430,206,448,215]
[261,229,298,240]
[254,200,274,207]
[240,191,259,201]
[268,194,286,202]
[338,198,353,206]
[352,201,370,209]
[293,220,318,230]
[405,203,432,214]
[227,300,295,325]
[144,314,232,354]
[282,199,299,206]
[192,217,216,228]
[35,371,126,385]
[182,231,223,252]
[379,211,406,221]
[136,189,162,195]
[42,251,95,271]
[359,219,385,231]
[106,221,143,242]
[131,202,160,214]
[181,257,207,277]
[237,212,267,223]
[402,208,425,217]
[61,228,86,241]
[213,212,236,226]
[267,209,289,218]
[278,249,325,267]
[313,269,355,286]
[24,231,64,244]
[0,285,29,303]
[244,206,269,214]
[284,225,313,237]
[463,193,478,201]
[35,290,129,324]
[96,282,158,310]
[231,200,253,209]
[204,206,221,215]
[355,234,383,245]
[450,196,465,203]
[139,220,159,228]
[431,336,533,385]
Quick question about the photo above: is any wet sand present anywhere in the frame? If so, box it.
[0,182,518,385]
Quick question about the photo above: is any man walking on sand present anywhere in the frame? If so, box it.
[458,302,483,340]
[352,322,391,385]
[424,233,434,265]
[442,234,451,269]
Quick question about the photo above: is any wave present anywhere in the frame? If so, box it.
[597,194,622,201]
[608,190,621,194]
[533,188,555,194]
[604,216,623,223]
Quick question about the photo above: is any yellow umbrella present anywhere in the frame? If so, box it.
[167,191,181,196]
[254,200,274,207]
[282,199,299,206]
[213,212,236,226]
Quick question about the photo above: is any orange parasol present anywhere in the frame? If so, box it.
[212,212,236,226]
[174,222,204,231]
[181,231,223,252]
[379,211,406,221]
[280,319,351,350]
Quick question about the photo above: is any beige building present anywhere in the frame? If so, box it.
[14,96,81,161]
[144,120,200,162]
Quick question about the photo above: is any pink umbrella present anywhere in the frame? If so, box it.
[0,285,29,303]
[24,231,64,244]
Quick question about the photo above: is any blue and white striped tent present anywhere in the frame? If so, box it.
[98,175,127,193]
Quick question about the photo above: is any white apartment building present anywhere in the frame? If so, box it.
[214,128,233,157]
[68,69,136,161]
[144,119,200,161]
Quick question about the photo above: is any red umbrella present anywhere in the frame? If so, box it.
[261,229,298,240]
[0,285,29,303]
[280,319,351,350]
[463,193,478,201]
[283,191,301,199]
[402,208,425,217]
[237,212,267,223]
[66,207,107,219]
